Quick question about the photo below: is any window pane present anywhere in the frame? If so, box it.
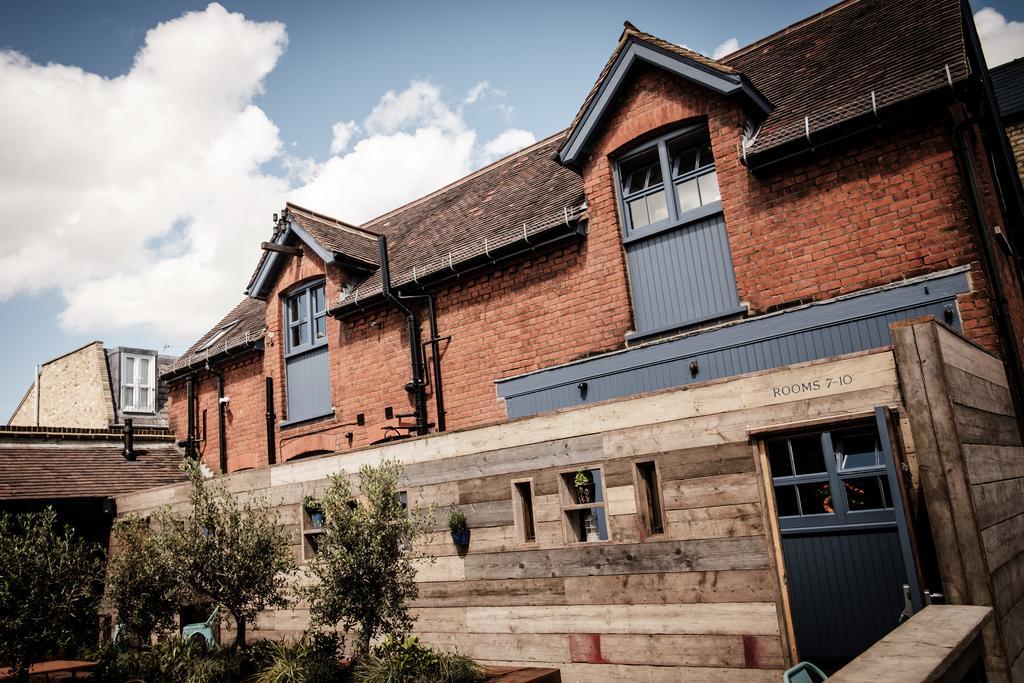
[697,144,714,169]
[775,485,800,517]
[288,296,301,324]
[697,171,721,204]
[767,440,793,478]
[123,386,135,409]
[845,475,892,511]
[646,190,668,224]
[314,315,326,340]
[138,357,151,386]
[672,146,700,176]
[676,178,701,212]
[124,356,135,381]
[792,435,827,475]
[837,430,881,470]
[797,482,834,515]
[621,149,662,195]
[313,286,325,314]
[627,196,650,228]
[139,388,152,410]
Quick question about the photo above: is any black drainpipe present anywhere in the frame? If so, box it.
[398,291,447,432]
[950,103,1024,416]
[182,375,198,459]
[379,235,430,436]
[214,370,227,474]
[265,376,277,465]
[122,418,135,461]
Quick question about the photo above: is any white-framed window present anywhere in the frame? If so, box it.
[122,353,156,413]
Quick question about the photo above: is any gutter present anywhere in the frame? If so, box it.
[162,337,265,382]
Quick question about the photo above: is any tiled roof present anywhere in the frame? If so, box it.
[287,203,379,265]
[165,298,266,377]
[991,57,1024,119]
[723,0,970,156]
[337,131,587,308]
[566,21,738,139]
[0,436,185,500]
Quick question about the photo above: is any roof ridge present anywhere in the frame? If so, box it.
[285,202,380,240]
[359,129,568,229]
[624,21,733,74]
[723,0,868,62]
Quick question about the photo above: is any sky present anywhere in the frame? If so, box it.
[0,1,1023,420]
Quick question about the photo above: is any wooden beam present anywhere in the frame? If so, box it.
[261,242,303,256]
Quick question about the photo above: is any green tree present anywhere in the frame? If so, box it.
[304,460,433,654]
[105,514,181,643]
[155,461,295,647]
[0,508,105,680]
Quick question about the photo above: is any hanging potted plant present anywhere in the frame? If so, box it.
[304,495,325,529]
[574,469,595,504]
[448,506,470,547]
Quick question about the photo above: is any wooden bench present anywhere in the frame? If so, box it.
[0,660,96,682]
[830,605,991,682]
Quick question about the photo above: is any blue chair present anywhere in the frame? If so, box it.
[783,662,827,683]
[182,606,219,646]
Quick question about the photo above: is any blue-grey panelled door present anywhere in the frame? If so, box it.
[766,409,919,671]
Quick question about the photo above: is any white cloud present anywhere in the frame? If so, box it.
[329,120,359,154]
[481,129,537,165]
[0,7,535,343]
[975,8,1024,67]
[712,37,739,60]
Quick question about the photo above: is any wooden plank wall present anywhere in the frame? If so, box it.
[892,319,1024,683]
[115,351,902,682]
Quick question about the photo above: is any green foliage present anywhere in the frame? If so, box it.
[0,508,105,679]
[302,496,324,515]
[106,514,181,643]
[303,460,432,654]
[252,635,343,683]
[574,469,589,487]
[353,635,484,683]
[154,461,296,646]
[446,506,468,534]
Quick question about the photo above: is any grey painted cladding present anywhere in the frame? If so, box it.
[105,347,174,428]
[284,346,331,424]
[559,38,772,166]
[497,271,969,418]
[626,211,742,335]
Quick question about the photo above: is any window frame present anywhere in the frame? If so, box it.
[614,123,724,241]
[765,422,896,532]
[633,460,666,538]
[284,279,328,358]
[511,478,538,546]
[198,321,238,352]
[557,465,611,545]
[121,352,157,413]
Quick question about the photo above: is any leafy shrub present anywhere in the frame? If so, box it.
[0,508,105,679]
[447,507,468,533]
[353,636,484,683]
[303,461,433,654]
[154,461,296,646]
[106,514,181,643]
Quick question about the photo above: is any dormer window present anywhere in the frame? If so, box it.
[615,125,742,339]
[122,353,156,413]
[282,280,332,426]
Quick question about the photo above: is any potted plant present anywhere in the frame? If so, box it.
[448,506,470,546]
[574,469,595,504]
[304,496,325,529]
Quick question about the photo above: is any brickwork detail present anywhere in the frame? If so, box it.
[9,342,115,429]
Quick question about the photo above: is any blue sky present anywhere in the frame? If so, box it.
[0,0,1022,420]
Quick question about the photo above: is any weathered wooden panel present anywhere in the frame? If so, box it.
[594,633,784,668]
[963,444,1024,485]
[662,473,760,511]
[419,632,570,663]
[464,603,780,636]
[971,478,1024,530]
[981,511,1024,572]
[936,327,1009,389]
[945,365,1015,417]
[413,556,465,582]
[606,485,637,515]
[422,526,518,556]
[953,405,1023,447]
[666,504,763,541]
[480,661,781,683]
[562,570,776,605]
[415,578,567,608]
[463,537,769,581]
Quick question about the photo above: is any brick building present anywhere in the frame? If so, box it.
[8,341,176,429]
[165,0,1024,475]
[993,57,1024,178]
[135,0,1024,676]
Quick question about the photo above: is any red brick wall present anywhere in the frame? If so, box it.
[167,353,266,473]
[168,63,1021,471]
